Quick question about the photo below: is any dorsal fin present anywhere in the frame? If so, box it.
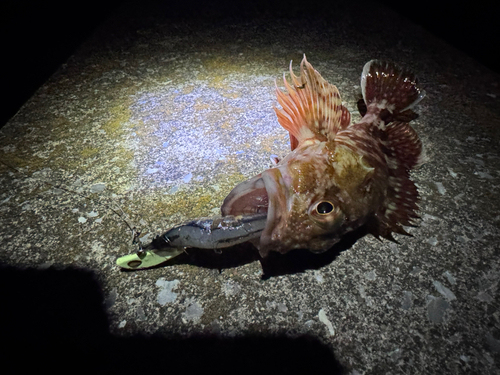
[274,55,350,150]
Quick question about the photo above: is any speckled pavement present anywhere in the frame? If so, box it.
[1,1,500,373]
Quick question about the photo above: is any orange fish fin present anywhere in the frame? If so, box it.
[289,133,299,151]
[274,55,349,144]
[361,60,425,117]
[340,105,351,130]
[373,121,422,239]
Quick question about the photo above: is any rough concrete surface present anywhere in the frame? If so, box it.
[1,1,500,374]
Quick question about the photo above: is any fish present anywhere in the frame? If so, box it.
[116,55,425,270]
[221,55,424,257]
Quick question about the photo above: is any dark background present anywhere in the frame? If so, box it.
[1,0,498,127]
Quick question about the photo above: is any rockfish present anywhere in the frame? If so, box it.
[221,56,424,257]
[117,56,425,270]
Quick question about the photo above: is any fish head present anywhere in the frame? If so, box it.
[222,138,375,256]
[259,139,346,255]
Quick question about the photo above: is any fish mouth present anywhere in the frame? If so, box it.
[259,168,287,256]
[221,173,269,216]
[220,168,287,256]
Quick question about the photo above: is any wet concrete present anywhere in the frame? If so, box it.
[1,1,500,373]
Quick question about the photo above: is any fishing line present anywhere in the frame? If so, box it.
[0,159,142,247]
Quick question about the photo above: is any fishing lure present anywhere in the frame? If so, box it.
[116,214,267,269]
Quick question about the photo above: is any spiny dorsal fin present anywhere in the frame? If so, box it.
[274,55,350,150]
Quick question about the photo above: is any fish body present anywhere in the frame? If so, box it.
[222,56,424,257]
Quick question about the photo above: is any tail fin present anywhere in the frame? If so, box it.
[361,60,425,115]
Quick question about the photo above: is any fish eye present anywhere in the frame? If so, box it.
[308,200,344,230]
[316,201,334,215]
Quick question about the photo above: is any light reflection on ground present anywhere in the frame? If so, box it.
[126,81,290,192]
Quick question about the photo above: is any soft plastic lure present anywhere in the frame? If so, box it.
[116,214,267,270]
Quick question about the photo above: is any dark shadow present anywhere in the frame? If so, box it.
[171,241,262,270]
[260,225,370,279]
[0,1,124,127]
[1,263,344,374]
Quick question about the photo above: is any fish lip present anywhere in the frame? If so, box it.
[220,167,286,256]
[259,168,287,257]
[221,173,269,216]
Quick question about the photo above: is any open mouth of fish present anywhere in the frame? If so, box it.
[117,169,285,270]
[221,168,287,251]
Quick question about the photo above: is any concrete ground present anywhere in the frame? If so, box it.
[1,1,499,373]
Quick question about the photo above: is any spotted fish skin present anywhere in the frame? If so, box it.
[222,56,424,257]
